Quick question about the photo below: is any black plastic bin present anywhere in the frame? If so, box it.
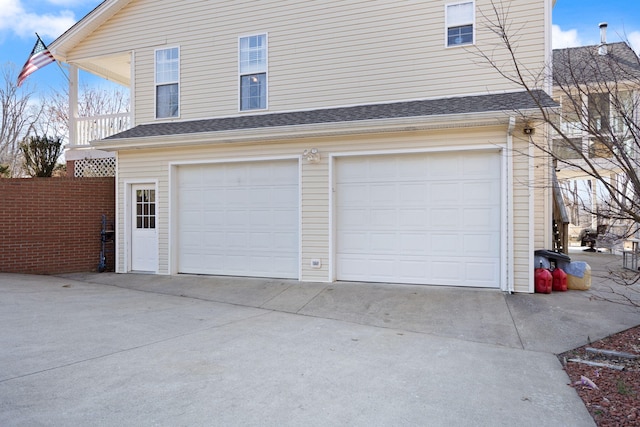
[534,249,571,269]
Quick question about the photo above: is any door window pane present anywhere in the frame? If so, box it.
[135,189,156,229]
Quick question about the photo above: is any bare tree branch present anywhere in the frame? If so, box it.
[0,63,43,176]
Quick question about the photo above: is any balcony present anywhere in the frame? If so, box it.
[558,120,582,138]
[70,113,132,148]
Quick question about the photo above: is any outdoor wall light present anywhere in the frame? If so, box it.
[302,148,320,163]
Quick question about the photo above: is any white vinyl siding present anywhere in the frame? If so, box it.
[65,0,548,125]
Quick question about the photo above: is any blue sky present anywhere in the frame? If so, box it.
[0,0,639,94]
[552,0,640,50]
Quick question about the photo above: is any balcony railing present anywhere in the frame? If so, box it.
[72,113,131,147]
[559,121,582,137]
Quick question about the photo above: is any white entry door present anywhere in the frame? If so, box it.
[130,184,158,272]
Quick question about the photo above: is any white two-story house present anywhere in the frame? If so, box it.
[553,31,640,246]
[50,0,556,292]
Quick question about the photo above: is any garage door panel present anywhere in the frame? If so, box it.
[338,232,369,252]
[202,209,224,223]
[431,260,461,280]
[341,209,368,227]
[181,230,202,246]
[399,183,428,203]
[225,232,247,247]
[178,161,299,279]
[226,188,249,205]
[267,163,298,183]
[203,192,226,207]
[463,153,501,175]
[464,181,500,202]
[400,233,429,253]
[463,234,495,255]
[399,209,427,226]
[338,184,368,205]
[370,184,396,203]
[430,182,460,201]
[370,259,395,278]
[464,262,500,286]
[249,210,271,226]
[369,158,396,179]
[398,157,429,178]
[249,232,272,248]
[432,208,460,227]
[430,158,460,176]
[398,259,428,279]
[370,232,398,252]
[430,233,458,253]
[336,151,501,288]
[248,188,271,204]
[226,210,249,226]
[372,209,396,226]
[273,231,299,248]
[462,207,501,228]
[274,209,298,226]
[203,231,224,245]
[180,209,202,225]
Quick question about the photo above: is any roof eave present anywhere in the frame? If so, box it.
[91,109,541,152]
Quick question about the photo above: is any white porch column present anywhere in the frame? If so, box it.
[68,64,78,147]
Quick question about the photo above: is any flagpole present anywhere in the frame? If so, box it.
[36,33,69,83]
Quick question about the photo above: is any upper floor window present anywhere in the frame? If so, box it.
[155,47,179,118]
[239,34,267,111]
[588,93,610,132]
[446,1,474,47]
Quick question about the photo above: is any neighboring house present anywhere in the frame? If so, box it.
[552,27,640,248]
[49,0,556,292]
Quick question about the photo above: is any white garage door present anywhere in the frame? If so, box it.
[177,160,299,278]
[336,151,501,287]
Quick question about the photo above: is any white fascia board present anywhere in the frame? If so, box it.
[91,110,525,151]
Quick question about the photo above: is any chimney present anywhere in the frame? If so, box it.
[599,22,608,55]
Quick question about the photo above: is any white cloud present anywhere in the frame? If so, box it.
[628,31,640,55]
[45,0,86,7]
[552,24,582,49]
[0,0,76,40]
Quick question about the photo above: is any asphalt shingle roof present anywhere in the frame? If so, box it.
[553,42,640,86]
[107,90,555,140]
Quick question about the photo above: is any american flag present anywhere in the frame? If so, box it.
[17,36,55,87]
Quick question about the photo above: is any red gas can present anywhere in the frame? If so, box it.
[535,265,553,294]
[552,267,568,292]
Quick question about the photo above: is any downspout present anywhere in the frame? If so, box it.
[506,116,516,293]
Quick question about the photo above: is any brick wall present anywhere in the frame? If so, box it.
[0,177,115,274]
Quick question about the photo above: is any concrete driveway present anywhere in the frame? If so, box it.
[0,251,637,426]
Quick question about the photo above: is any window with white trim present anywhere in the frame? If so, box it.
[155,47,179,118]
[446,1,474,47]
[239,34,267,111]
